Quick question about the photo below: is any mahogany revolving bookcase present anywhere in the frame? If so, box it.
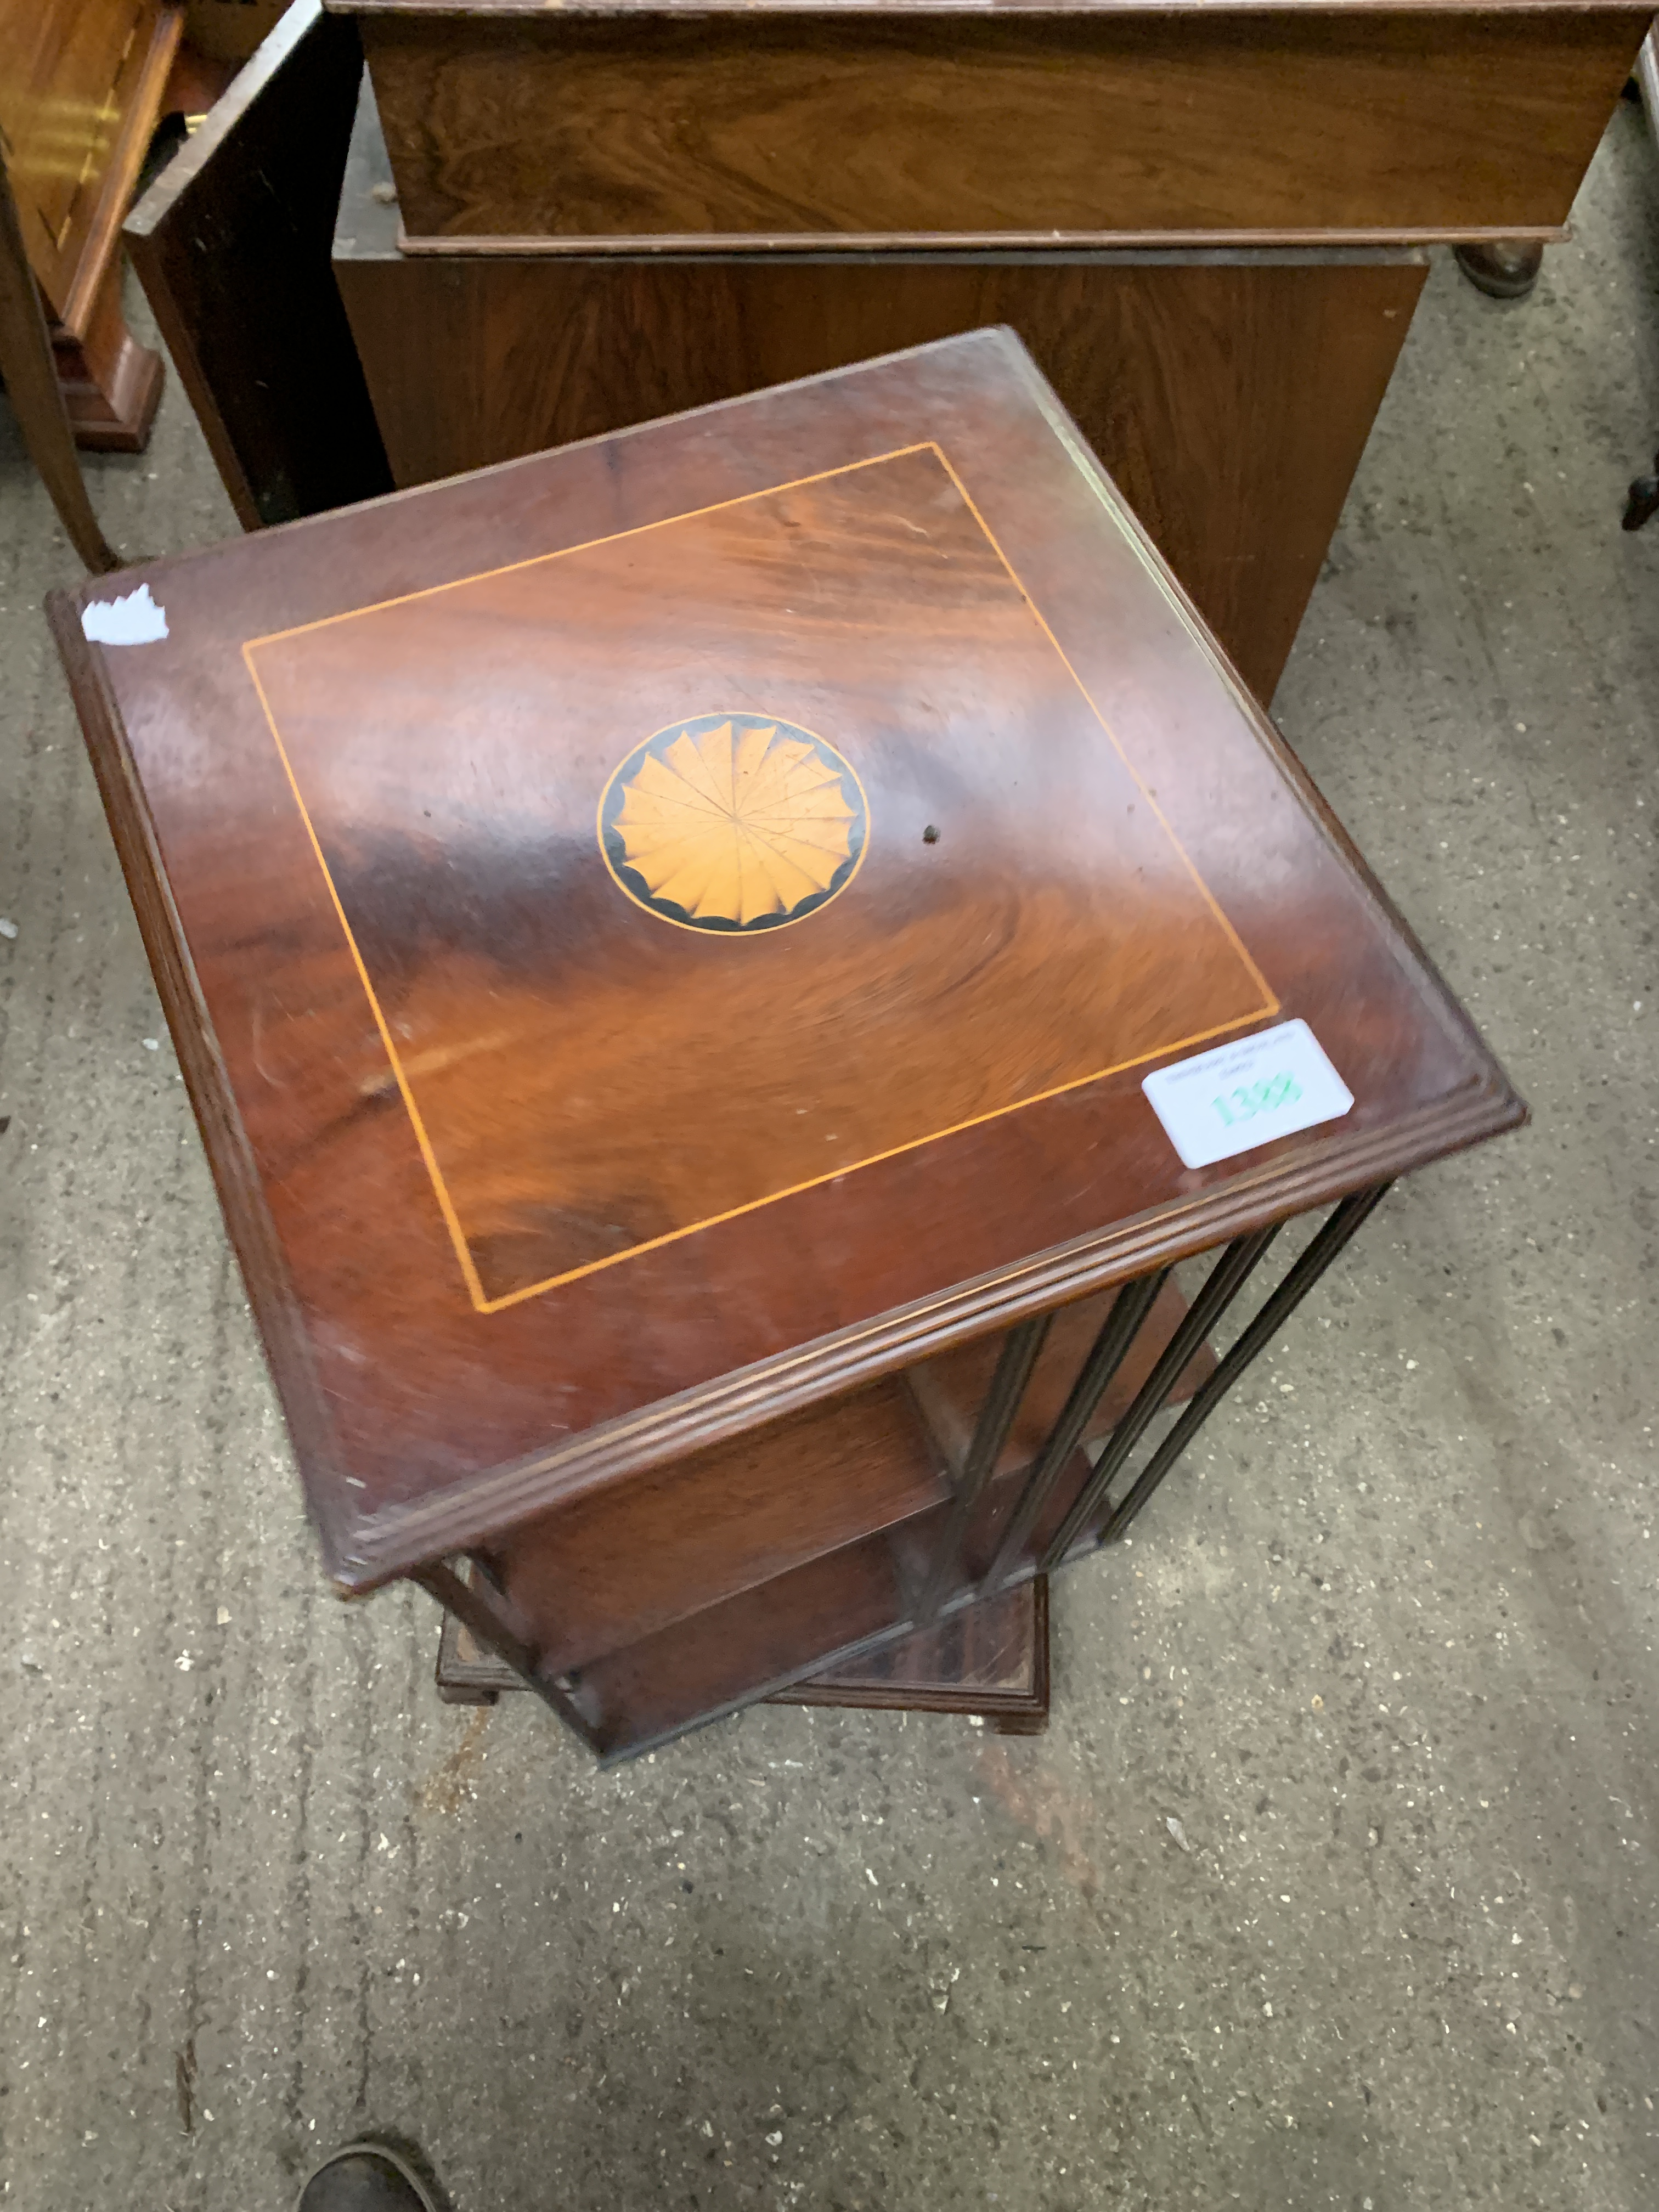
[48,330,1524,1763]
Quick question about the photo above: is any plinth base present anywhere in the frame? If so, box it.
[52,256,165,455]
[436,1576,1049,1736]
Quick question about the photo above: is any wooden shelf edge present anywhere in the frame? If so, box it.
[393,224,1561,262]
[340,1073,1522,1589]
[436,1570,1052,1741]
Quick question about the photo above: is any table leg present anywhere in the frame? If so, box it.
[0,157,119,571]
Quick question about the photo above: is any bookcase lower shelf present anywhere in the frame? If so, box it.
[417,1190,1406,1764]
[436,1575,1050,1737]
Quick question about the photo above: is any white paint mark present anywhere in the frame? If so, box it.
[81,584,168,645]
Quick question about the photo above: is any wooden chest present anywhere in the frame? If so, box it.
[48,330,1522,1759]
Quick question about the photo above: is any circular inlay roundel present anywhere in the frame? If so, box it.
[599,712,870,934]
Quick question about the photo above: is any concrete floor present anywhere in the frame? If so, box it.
[3,109,1658,2212]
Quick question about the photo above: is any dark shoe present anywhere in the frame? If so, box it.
[1454,241,1544,300]
[1623,457,1659,532]
[296,2140,441,2212]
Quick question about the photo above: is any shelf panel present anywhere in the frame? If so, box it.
[561,1530,909,1759]
[438,1566,1049,1733]
[495,1377,946,1674]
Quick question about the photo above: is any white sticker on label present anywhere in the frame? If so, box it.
[1142,1018,1353,1170]
[81,583,168,645]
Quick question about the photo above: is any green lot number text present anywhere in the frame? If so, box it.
[1211,1072,1302,1129]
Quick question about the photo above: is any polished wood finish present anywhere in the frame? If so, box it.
[124,0,392,527]
[49,250,165,455]
[0,0,179,449]
[238,482,1277,1298]
[335,82,1425,704]
[777,1575,1048,1734]
[437,1570,1051,1734]
[487,1274,1201,1678]
[46,329,1523,1618]
[494,1380,949,1674]
[0,150,120,572]
[0,0,179,321]
[349,7,1647,247]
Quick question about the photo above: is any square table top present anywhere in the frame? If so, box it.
[49,327,1521,1587]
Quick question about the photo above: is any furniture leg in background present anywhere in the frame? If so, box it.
[49,247,165,454]
[0,153,119,572]
[1621,25,1659,526]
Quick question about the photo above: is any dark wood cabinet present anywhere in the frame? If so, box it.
[127,0,1651,704]
[123,0,391,525]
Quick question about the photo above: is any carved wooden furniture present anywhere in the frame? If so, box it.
[0,0,182,449]
[47,331,1523,1761]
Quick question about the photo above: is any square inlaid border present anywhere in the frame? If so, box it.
[242,444,1278,1314]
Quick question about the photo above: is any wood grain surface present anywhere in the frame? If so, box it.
[358,9,1647,244]
[493,1377,949,1672]
[0,151,120,571]
[0,0,182,323]
[47,329,1523,1592]
[241,442,1274,1312]
[336,81,1425,706]
[776,1573,1047,1726]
